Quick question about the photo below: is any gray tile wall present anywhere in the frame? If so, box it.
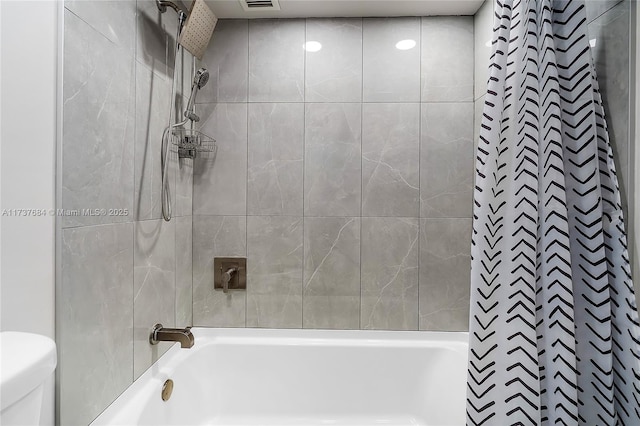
[192,16,474,332]
[59,1,194,424]
[474,0,492,170]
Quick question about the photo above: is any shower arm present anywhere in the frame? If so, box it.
[156,0,187,26]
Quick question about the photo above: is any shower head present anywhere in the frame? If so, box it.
[179,0,217,60]
[184,68,209,122]
[193,68,209,89]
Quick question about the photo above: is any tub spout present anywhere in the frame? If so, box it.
[149,324,194,348]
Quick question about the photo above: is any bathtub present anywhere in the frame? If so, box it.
[91,328,468,426]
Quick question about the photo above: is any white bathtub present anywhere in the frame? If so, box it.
[91,328,468,426]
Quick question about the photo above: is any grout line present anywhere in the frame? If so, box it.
[173,216,177,329]
[64,7,124,49]
[59,213,472,230]
[588,0,625,25]
[302,18,307,329]
[189,216,194,327]
[131,219,136,380]
[417,18,423,331]
[195,214,472,219]
[245,19,250,328]
[196,100,475,105]
[173,43,179,330]
[359,17,364,331]
[186,214,473,220]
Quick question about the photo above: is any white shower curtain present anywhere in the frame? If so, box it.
[467,0,640,425]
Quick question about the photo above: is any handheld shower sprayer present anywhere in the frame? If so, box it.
[184,68,209,123]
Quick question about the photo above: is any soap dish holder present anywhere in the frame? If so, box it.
[171,128,216,160]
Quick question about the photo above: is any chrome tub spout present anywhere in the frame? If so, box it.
[149,324,194,348]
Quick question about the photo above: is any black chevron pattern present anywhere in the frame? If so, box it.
[467,0,640,425]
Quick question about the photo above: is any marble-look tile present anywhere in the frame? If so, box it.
[420,103,474,218]
[179,46,193,100]
[135,0,177,80]
[305,18,363,102]
[193,103,247,215]
[421,16,474,102]
[158,0,188,86]
[588,2,630,217]
[59,223,133,426]
[363,17,421,102]
[65,0,136,51]
[133,219,176,379]
[473,96,485,156]
[248,103,304,216]
[585,0,624,23]
[303,217,360,329]
[248,19,305,102]
[199,20,248,103]
[176,216,193,325]
[304,103,362,217]
[362,103,420,217]
[62,11,135,227]
[246,216,303,328]
[175,156,193,217]
[474,0,493,101]
[192,215,247,327]
[419,218,471,331]
[361,217,419,330]
[135,63,174,221]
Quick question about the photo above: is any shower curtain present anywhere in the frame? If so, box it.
[467,0,640,425]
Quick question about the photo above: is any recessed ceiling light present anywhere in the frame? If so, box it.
[589,38,596,48]
[395,39,416,50]
[303,41,322,52]
[485,39,492,47]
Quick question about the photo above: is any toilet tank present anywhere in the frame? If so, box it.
[1,332,57,425]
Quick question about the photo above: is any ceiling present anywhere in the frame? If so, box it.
[202,0,485,19]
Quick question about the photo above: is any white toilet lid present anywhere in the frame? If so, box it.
[0,332,56,411]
